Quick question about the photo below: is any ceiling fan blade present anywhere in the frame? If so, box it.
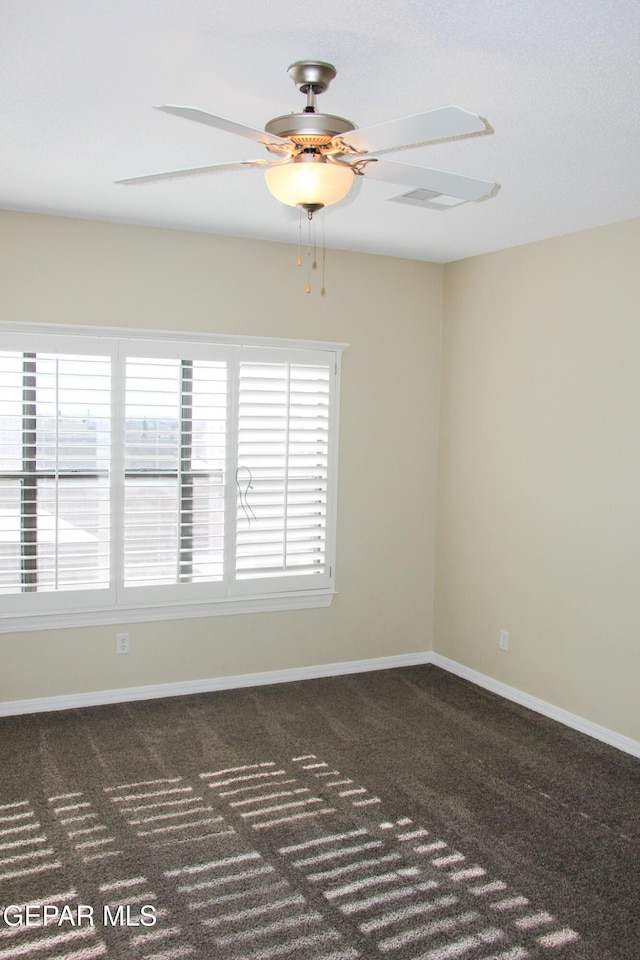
[115,159,266,185]
[346,106,488,154]
[155,105,289,147]
[362,158,495,201]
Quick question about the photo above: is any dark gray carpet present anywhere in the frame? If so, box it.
[0,665,638,960]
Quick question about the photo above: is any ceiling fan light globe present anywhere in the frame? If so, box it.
[264,160,354,209]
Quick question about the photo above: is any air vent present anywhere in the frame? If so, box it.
[390,189,467,210]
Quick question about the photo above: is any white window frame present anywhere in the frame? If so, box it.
[0,322,347,633]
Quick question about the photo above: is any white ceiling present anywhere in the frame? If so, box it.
[1,0,639,263]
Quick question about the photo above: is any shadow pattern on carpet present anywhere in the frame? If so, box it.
[1,666,638,960]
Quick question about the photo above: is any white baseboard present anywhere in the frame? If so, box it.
[431,653,640,759]
[0,651,431,718]
[2,650,638,760]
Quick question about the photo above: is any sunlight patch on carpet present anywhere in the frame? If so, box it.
[0,753,582,959]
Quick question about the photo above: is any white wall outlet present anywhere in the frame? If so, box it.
[499,629,509,652]
[116,632,130,655]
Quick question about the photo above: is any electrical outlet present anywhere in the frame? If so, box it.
[116,632,130,655]
[499,629,509,652]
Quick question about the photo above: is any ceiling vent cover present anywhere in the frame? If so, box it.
[390,188,467,210]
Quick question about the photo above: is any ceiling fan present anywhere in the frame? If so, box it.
[116,60,496,218]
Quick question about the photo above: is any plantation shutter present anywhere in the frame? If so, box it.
[1,325,344,630]
[121,347,229,600]
[234,349,334,593]
[0,340,112,610]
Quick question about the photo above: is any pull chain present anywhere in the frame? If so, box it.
[321,214,326,297]
[306,213,312,293]
[295,209,326,296]
[305,217,318,293]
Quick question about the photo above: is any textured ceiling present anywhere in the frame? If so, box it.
[1,0,639,262]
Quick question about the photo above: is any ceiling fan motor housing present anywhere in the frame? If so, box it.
[264,111,356,147]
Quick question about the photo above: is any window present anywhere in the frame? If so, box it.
[0,325,345,631]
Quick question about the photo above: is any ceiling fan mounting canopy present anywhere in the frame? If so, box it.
[287,60,337,94]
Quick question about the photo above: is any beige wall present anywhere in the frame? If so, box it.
[3,210,639,746]
[0,210,443,703]
[436,218,640,742]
